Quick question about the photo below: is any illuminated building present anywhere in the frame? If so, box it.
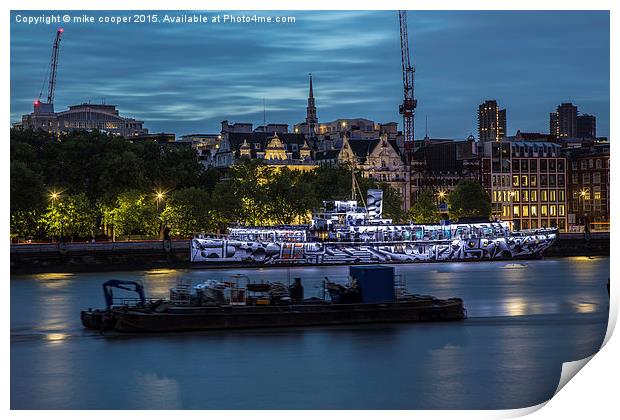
[316,135,410,211]
[478,100,506,141]
[480,138,568,231]
[20,103,147,137]
[564,141,610,231]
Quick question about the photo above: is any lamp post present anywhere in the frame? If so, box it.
[579,188,589,231]
[155,190,166,240]
[49,191,60,242]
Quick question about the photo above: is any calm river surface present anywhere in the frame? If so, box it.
[11,257,609,409]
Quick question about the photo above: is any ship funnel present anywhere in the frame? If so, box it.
[366,189,383,219]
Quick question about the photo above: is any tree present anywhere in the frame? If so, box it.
[378,183,406,223]
[408,191,441,224]
[160,187,215,237]
[266,168,315,225]
[40,193,97,241]
[447,180,492,221]
[10,161,45,214]
[112,191,159,237]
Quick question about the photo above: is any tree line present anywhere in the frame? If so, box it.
[10,129,413,241]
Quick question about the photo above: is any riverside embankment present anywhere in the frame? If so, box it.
[10,233,609,274]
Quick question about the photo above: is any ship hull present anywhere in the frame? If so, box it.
[81,300,466,333]
[191,234,557,266]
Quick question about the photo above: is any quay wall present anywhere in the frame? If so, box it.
[10,235,610,275]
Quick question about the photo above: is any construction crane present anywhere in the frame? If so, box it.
[34,28,64,113]
[398,11,417,160]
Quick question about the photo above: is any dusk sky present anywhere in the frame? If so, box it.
[10,10,610,138]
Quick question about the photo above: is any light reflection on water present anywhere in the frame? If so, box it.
[10,257,609,409]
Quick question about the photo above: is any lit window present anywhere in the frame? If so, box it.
[513,205,520,217]
[522,205,529,217]
[559,205,565,216]
[541,190,547,202]
[541,205,548,216]
[531,190,537,201]
[513,176,519,187]
[521,175,528,186]
[594,191,601,200]
[531,205,538,216]
[550,205,557,216]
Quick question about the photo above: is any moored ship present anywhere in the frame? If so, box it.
[191,189,558,266]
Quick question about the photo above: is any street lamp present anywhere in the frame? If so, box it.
[579,189,589,228]
[155,190,166,211]
[49,191,60,208]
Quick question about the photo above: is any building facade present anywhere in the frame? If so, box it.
[316,135,410,211]
[20,103,147,137]
[213,131,317,171]
[409,137,480,210]
[480,139,568,231]
[478,100,506,141]
[550,102,597,139]
[564,141,610,231]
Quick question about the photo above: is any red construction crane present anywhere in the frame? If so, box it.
[398,11,416,160]
[34,28,64,112]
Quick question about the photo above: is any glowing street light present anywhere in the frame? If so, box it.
[155,190,166,211]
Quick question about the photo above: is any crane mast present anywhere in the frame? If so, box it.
[35,28,63,112]
[398,11,416,160]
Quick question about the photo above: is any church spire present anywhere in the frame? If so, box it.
[306,73,318,138]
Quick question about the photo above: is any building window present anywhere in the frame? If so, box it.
[540,175,548,187]
[558,174,565,187]
[559,204,565,216]
[557,160,564,172]
[522,190,529,202]
[594,191,601,200]
[531,190,537,201]
[530,175,537,187]
[550,205,557,216]
[541,190,548,202]
[541,205,548,217]
[572,173,579,184]
[582,173,590,184]
[550,190,556,202]
[521,175,528,187]
[513,205,520,217]
[596,159,602,169]
[512,176,519,187]
[581,160,587,170]
[531,205,538,216]
[549,160,556,172]
[559,190,565,202]
[522,205,529,217]
[521,160,528,172]
[589,159,594,169]
[541,160,548,172]
[593,172,601,184]
[530,159,537,172]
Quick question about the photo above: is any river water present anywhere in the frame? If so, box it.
[11,257,609,409]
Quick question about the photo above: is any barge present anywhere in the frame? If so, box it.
[191,189,557,266]
[81,266,466,333]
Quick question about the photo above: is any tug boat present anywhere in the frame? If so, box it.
[80,266,466,333]
[191,189,558,266]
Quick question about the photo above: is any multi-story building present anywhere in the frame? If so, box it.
[550,102,577,138]
[564,141,610,231]
[478,100,506,141]
[20,103,147,137]
[316,135,410,211]
[409,137,480,209]
[213,131,316,171]
[576,114,597,139]
[550,103,597,139]
[480,138,568,231]
[178,133,222,164]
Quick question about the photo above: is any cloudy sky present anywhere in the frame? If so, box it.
[10,10,609,138]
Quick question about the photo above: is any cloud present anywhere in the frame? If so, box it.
[10,10,609,137]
